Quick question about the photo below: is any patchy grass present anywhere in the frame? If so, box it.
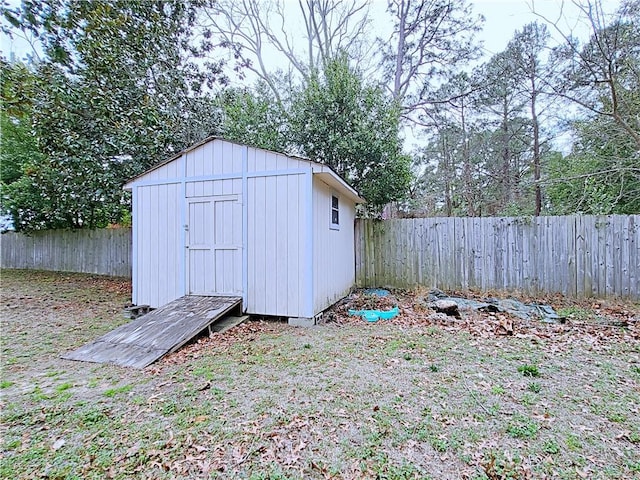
[102,384,133,398]
[557,305,595,321]
[517,364,540,377]
[1,269,639,479]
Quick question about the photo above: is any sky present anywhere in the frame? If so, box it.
[475,0,621,56]
[478,0,550,55]
[0,0,622,66]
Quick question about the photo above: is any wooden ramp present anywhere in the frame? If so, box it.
[62,296,242,369]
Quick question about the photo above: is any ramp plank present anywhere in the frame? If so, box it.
[62,296,242,368]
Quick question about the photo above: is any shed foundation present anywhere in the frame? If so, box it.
[288,317,316,327]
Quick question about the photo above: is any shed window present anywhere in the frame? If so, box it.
[330,195,339,229]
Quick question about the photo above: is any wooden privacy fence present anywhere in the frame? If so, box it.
[0,228,132,278]
[355,215,640,299]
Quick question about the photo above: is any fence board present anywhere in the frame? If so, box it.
[356,215,640,300]
[1,228,132,278]
[630,216,639,299]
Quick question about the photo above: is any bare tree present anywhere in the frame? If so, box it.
[507,22,555,215]
[203,0,371,103]
[533,0,640,214]
[473,51,527,211]
[380,0,483,113]
[534,0,640,149]
[428,73,483,216]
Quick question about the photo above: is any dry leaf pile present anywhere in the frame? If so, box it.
[328,289,639,349]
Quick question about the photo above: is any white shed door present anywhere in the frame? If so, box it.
[186,195,242,296]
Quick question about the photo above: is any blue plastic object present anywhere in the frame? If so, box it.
[348,306,399,321]
[378,307,399,319]
[363,311,379,322]
[364,288,390,297]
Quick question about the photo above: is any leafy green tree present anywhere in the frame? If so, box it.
[0,60,40,186]
[0,60,45,230]
[542,0,640,214]
[219,83,289,153]
[481,22,552,215]
[1,0,226,230]
[289,56,412,212]
[546,116,640,214]
[545,0,640,150]
[457,22,557,217]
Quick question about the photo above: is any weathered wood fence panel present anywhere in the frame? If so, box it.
[355,215,640,299]
[1,228,132,278]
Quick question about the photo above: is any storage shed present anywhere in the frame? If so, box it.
[124,137,364,325]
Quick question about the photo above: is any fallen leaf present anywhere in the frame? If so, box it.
[51,438,65,451]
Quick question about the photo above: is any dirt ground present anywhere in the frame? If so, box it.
[1,269,639,479]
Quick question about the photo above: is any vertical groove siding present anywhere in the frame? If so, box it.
[313,179,356,314]
[135,183,183,307]
[355,215,640,300]
[1,228,131,277]
[245,147,310,318]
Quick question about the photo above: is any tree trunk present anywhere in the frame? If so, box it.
[501,97,511,210]
[460,98,475,216]
[531,73,541,216]
[393,0,407,101]
[442,132,452,216]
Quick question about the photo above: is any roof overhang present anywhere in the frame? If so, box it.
[312,165,365,204]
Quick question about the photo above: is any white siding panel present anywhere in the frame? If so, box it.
[139,155,184,183]
[202,141,212,175]
[247,147,306,173]
[184,139,244,177]
[232,143,244,172]
[211,140,223,175]
[252,148,267,172]
[313,178,356,313]
[186,178,245,198]
[287,175,300,315]
[135,183,183,308]
[275,175,288,314]
[187,142,206,177]
[247,173,307,317]
[276,153,288,169]
[264,176,279,314]
[246,146,256,172]
[222,178,234,195]
[299,176,309,316]
[250,176,267,313]
[221,140,233,174]
[186,181,205,197]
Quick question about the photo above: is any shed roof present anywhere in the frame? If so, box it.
[123,136,365,203]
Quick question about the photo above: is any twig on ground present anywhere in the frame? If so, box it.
[462,378,493,416]
[234,444,266,467]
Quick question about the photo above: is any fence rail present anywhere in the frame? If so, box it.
[1,228,132,278]
[355,215,639,299]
